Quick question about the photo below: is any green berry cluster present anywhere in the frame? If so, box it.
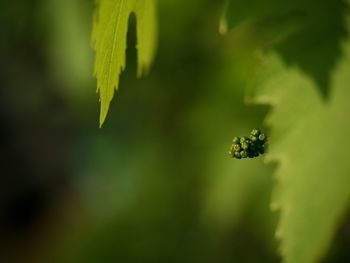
[229,128,267,159]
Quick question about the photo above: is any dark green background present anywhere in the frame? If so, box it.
[0,0,348,262]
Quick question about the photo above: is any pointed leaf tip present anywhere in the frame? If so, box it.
[92,0,158,126]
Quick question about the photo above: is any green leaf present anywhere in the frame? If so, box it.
[248,18,350,263]
[92,0,157,126]
[222,0,347,97]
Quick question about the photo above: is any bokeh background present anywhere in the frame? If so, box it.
[0,0,349,262]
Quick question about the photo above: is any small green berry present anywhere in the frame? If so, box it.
[232,144,241,152]
[251,128,260,136]
[250,135,257,142]
[258,134,266,141]
[241,142,249,150]
[234,151,242,159]
[240,136,248,144]
[232,137,240,144]
[240,150,248,158]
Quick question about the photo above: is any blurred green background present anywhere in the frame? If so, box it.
[0,0,348,262]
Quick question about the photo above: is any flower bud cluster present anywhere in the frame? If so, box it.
[229,128,267,159]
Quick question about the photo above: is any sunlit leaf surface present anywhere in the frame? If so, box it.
[92,0,157,126]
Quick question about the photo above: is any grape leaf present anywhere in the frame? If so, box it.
[92,0,157,126]
[247,19,350,263]
[222,0,347,97]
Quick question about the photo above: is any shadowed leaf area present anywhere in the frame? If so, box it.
[223,0,348,97]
